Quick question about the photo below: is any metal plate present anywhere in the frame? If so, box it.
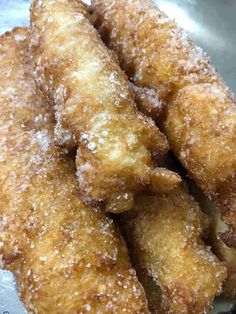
[0,0,235,313]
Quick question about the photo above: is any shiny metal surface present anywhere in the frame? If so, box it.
[0,0,235,313]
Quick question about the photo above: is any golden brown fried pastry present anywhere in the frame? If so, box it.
[206,209,236,299]
[165,83,236,247]
[192,189,236,299]
[29,0,181,214]
[91,0,220,117]
[0,27,149,313]
[130,83,165,125]
[210,210,236,299]
[119,186,227,314]
[91,0,236,244]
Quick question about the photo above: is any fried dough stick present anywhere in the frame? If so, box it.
[29,0,181,214]
[192,189,236,299]
[91,0,220,119]
[118,186,227,313]
[0,28,149,313]
[166,85,236,247]
[91,0,236,244]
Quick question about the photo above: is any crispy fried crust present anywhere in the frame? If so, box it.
[91,0,236,244]
[0,28,148,313]
[165,84,236,245]
[91,0,220,115]
[210,211,236,299]
[130,83,165,125]
[119,186,227,313]
[29,0,180,213]
[193,189,236,299]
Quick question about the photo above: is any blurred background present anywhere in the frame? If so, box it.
[0,0,235,313]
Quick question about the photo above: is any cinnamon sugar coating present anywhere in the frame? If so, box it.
[119,187,227,313]
[0,28,148,313]
[91,0,236,244]
[29,0,180,214]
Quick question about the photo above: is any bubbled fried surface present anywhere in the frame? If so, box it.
[199,196,236,299]
[119,187,227,314]
[130,83,165,125]
[0,28,149,314]
[165,83,236,244]
[91,0,236,244]
[30,0,170,213]
[91,0,221,120]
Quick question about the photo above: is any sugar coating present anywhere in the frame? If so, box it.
[194,189,236,299]
[210,210,236,299]
[91,0,236,245]
[30,0,174,213]
[119,186,227,313]
[165,84,236,244]
[91,0,220,119]
[130,83,165,125]
[0,28,148,313]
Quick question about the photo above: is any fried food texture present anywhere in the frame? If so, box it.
[0,28,149,314]
[195,191,236,299]
[210,210,236,299]
[130,83,165,125]
[119,186,227,313]
[28,0,180,214]
[91,0,220,118]
[165,84,236,247]
[91,0,236,244]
